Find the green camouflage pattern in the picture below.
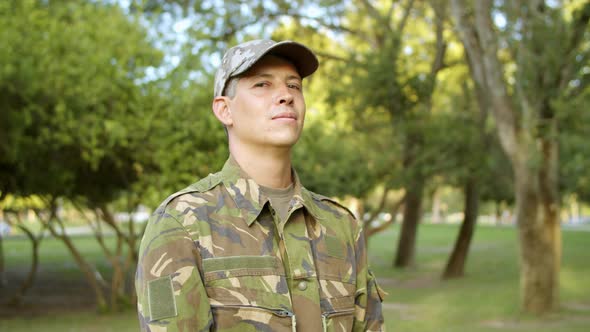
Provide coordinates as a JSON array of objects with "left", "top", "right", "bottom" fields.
[
  {"left": 136, "top": 157, "right": 385, "bottom": 331},
  {"left": 213, "top": 39, "right": 319, "bottom": 97}
]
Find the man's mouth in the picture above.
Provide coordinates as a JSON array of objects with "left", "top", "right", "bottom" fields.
[{"left": 272, "top": 111, "right": 298, "bottom": 120}]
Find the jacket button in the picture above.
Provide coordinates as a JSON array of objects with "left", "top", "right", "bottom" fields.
[{"left": 297, "top": 281, "right": 307, "bottom": 291}]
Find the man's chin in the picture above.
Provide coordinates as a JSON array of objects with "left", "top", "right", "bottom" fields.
[{"left": 266, "top": 136, "right": 300, "bottom": 148}]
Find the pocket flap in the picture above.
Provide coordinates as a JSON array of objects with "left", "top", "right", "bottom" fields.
[
  {"left": 203, "top": 255, "right": 278, "bottom": 271},
  {"left": 203, "top": 255, "right": 283, "bottom": 281}
]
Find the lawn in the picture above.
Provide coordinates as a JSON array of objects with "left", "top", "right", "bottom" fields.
[
  {"left": 1, "top": 223, "right": 589, "bottom": 331},
  {"left": 370, "top": 224, "right": 590, "bottom": 332}
]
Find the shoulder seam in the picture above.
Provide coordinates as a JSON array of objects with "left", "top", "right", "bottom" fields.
[
  {"left": 309, "top": 191, "right": 357, "bottom": 220},
  {"left": 158, "top": 172, "right": 223, "bottom": 211}
]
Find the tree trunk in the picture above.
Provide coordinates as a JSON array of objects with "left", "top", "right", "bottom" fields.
[
  {"left": 110, "top": 237, "right": 124, "bottom": 311},
  {"left": 51, "top": 225, "right": 108, "bottom": 311},
  {"left": 431, "top": 188, "right": 441, "bottom": 224},
  {"left": 0, "top": 232, "right": 5, "bottom": 288},
  {"left": 450, "top": 0, "right": 567, "bottom": 314},
  {"left": 394, "top": 180, "right": 423, "bottom": 268},
  {"left": 99, "top": 205, "right": 134, "bottom": 308},
  {"left": 39, "top": 204, "right": 109, "bottom": 312},
  {"left": 515, "top": 138, "right": 561, "bottom": 313},
  {"left": 125, "top": 197, "right": 139, "bottom": 302},
  {"left": 515, "top": 177, "right": 560, "bottom": 313},
  {"left": 8, "top": 224, "right": 41, "bottom": 305},
  {"left": 495, "top": 201, "right": 501, "bottom": 226},
  {"left": 442, "top": 177, "right": 479, "bottom": 279}
]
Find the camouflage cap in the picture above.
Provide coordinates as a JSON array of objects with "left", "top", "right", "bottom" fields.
[{"left": 214, "top": 39, "right": 319, "bottom": 97}]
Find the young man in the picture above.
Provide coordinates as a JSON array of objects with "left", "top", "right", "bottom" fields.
[{"left": 135, "top": 39, "right": 385, "bottom": 332}]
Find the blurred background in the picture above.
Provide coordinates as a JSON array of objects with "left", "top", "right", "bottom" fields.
[{"left": 1, "top": 0, "right": 589, "bottom": 331}]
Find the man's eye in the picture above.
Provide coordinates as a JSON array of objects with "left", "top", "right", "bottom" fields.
[
  {"left": 254, "top": 82, "right": 268, "bottom": 87},
  {"left": 288, "top": 84, "right": 301, "bottom": 90}
]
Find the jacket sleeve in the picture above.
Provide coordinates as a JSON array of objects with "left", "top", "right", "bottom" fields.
[
  {"left": 352, "top": 224, "right": 386, "bottom": 332},
  {"left": 135, "top": 205, "right": 213, "bottom": 332}
]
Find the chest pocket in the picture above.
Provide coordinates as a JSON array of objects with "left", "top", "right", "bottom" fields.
[{"left": 202, "top": 255, "right": 295, "bottom": 331}]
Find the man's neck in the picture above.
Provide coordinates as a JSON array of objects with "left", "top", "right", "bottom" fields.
[{"left": 229, "top": 144, "right": 293, "bottom": 189}]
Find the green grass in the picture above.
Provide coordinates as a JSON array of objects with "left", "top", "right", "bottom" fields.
[
  {"left": 1, "top": 311, "right": 138, "bottom": 332},
  {"left": 1, "top": 224, "right": 589, "bottom": 331},
  {"left": 3, "top": 234, "right": 123, "bottom": 278},
  {"left": 370, "top": 224, "right": 590, "bottom": 332}
]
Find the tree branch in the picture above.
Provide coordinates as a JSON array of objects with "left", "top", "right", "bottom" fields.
[
  {"left": 213, "top": 11, "right": 369, "bottom": 43},
  {"left": 363, "top": 187, "right": 391, "bottom": 227},
  {"left": 357, "top": 0, "right": 395, "bottom": 46},
  {"left": 397, "top": 0, "right": 416, "bottom": 34},
  {"left": 558, "top": 2, "right": 590, "bottom": 90},
  {"left": 430, "top": 1, "right": 447, "bottom": 76},
  {"left": 96, "top": 204, "right": 129, "bottom": 244},
  {"left": 366, "top": 194, "right": 406, "bottom": 237},
  {"left": 451, "top": 0, "right": 520, "bottom": 163},
  {"left": 359, "top": 0, "right": 385, "bottom": 23},
  {"left": 314, "top": 50, "right": 353, "bottom": 63},
  {"left": 285, "top": 13, "right": 367, "bottom": 38},
  {"left": 386, "top": 0, "right": 396, "bottom": 25},
  {"left": 471, "top": 0, "right": 520, "bottom": 163},
  {"left": 567, "top": 2, "right": 590, "bottom": 58}
]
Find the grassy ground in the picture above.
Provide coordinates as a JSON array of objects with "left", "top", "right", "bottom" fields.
[
  {"left": 1, "top": 223, "right": 589, "bottom": 331},
  {"left": 371, "top": 224, "right": 590, "bottom": 332}
]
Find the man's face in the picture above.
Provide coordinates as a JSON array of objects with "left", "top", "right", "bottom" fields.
[{"left": 225, "top": 55, "right": 306, "bottom": 149}]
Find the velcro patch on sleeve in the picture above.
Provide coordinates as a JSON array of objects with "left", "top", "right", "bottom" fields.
[{"left": 148, "top": 275, "right": 177, "bottom": 321}]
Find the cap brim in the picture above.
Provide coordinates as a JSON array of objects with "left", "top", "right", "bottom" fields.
[
  {"left": 234, "top": 41, "right": 319, "bottom": 79},
  {"left": 265, "top": 41, "right": 319, "bottom": 78}
]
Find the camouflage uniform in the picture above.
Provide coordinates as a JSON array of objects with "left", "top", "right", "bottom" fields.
[{"left": 136, "top": 157, "right": 385, "bottom": 331}]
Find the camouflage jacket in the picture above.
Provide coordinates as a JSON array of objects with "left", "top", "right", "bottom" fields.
[{"left": 136, "top": 157, "right": 385, "bottom": 332}]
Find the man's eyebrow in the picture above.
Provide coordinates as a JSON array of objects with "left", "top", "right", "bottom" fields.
[{"left": 286, "top": 74, "right": 302, "bottom": 81}]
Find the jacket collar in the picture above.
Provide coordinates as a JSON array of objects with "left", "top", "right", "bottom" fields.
[{"left": 220, "top": 156, "right": 323, "bottom": 226}]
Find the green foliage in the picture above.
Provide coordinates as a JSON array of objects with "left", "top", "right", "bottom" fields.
[
  {"left": 293, "top": 120, "right": 394, "bottom": 198},
  {"left": 428, "top": 76, "right": 514, "bottom": 204},
  {"left": 485, "top": 2, "right": 590, "bottom": 204},
  {"left": 557, "top": 85, "right": 590, "bottom": 202},
  {"left": 0, "top": 0, "right": 162, "bottom": 203},
  {"left": 136, "top": 78, "right": 228, "bottom": 207},
  {"left": 495, "top": 1, "right": 590, "bottom": 136}
]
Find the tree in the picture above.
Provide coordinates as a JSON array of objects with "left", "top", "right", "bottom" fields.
[
  {"left": 0, "top": 195, "right": 49, "bottom": 305},
  {"left": 0, "top": 0, "right": 163, "bottom": 311},
  {"left": 436, "top": 79, "right": 491, "bottom": 279},
  {"left": 450, "top": 0, "right": 590, "bottom": 313},
  {"left": 558, "top": 86, "right": 590, "bottom": 205},
  {"left": 323, "top": 0, "right": 450, "bottom": 268}
]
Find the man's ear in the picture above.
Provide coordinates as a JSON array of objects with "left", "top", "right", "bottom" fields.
[{"left": 212, "top": 97, "right": 233, "bottom": 127}]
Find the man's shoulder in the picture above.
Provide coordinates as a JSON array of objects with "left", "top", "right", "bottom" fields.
[
  {"left": 305, "top": 189, "right": 364, "bottom": 241},
  {"left": 154, "top": 172, "right": 225, "bottom": 216},
  {"left": 305, "top": 189, "right": 357, "bottom": 221}
]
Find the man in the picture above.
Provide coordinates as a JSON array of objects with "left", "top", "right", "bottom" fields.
[{"left": 135, "top": 39, "right": 385, "bottom": 332}]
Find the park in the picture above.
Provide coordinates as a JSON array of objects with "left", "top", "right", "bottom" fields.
[{"left": 1, "top": 0, "right": 589, "bottom": 331}]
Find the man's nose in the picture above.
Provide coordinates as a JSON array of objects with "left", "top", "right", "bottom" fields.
[{"left": 274, "top": 85, "right": 294, "bottom": 105}]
